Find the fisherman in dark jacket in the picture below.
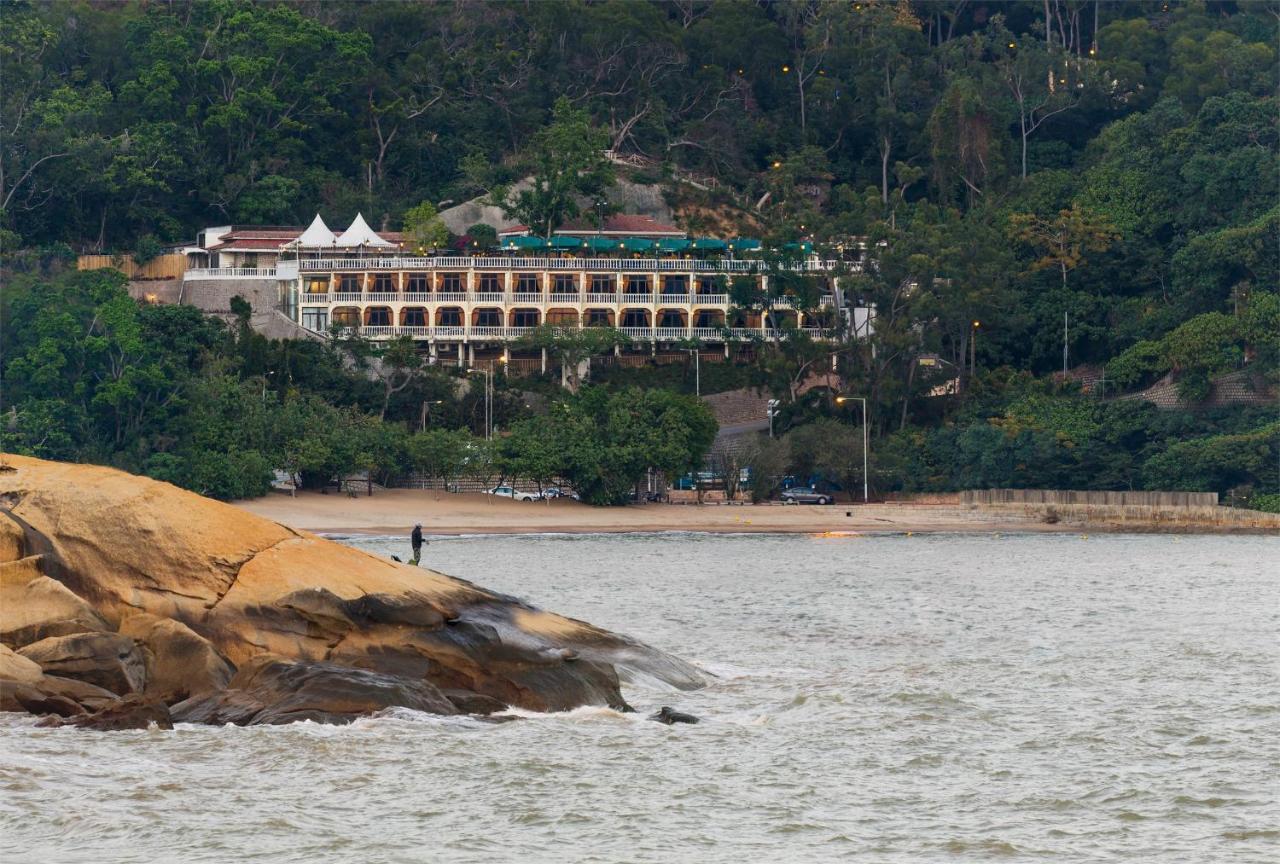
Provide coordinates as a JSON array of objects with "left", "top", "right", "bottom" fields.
[{"left": 410, "top": 523, "right": 424, "bottom": 565}]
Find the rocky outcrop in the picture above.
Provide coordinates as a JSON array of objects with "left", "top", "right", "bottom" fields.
[
  {"left": 0, "top": 454, "right": 704, "bottom": 725},
  {"left": 48, "top": 695, "right": 174, "bottom": 731},
  {"left": 17, "top": 632, "right": 148, "bottom": 695},
  {"left": 1, "top": 555, "right": 110, "bottom": 647},
  {"left": 119, "top": 613, "right": 233, "bottom": 702},
  {"left": 0, "top": 644, "right": 117, "bottom": 716},
  {"left": 172, "top": 655, "right": 459, "bottom": 725}
]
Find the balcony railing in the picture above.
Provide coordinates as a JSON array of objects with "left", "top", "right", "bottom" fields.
[
  {"left": 300, "top": 322, "right": 839, "bottom": 343},
  {"left": 294, "top": 256, "right": 842, "bottom": 274},
  {"left": 185, "top": 267, "right": 278, "bottom": 279},
  {"left": 296, "top": 290, "right": 836, "bottom": 311}
]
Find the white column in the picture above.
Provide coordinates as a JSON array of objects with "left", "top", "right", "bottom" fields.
[{"left": 541, "top": 348, "right": 548, "bottom": 373}]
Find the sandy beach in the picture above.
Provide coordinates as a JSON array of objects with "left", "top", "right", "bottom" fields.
[{"left": 232, "top": 489, "right": 1081, "bottom": 536}]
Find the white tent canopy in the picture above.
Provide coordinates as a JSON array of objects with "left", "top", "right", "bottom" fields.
[
  {"left": 335, "top": 212, "right": 393, "bottom": 248},
  {"left": 296, "top": 213, "right": 336, "bottom": 247}
]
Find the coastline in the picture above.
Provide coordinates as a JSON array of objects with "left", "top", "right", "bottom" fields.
[{"left": 231, "top": 489, "right": 1280, "bottom": 537}]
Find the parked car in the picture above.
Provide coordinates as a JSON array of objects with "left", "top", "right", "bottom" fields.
[
  {"left": 780, "top": 487, "right": 834, "bottom": 505},
  {"left": 540, "top": 487, "right": 579, "bottom": 501},
  {"left": 483, "top": 485, "right": 539, "bottom": 502}
]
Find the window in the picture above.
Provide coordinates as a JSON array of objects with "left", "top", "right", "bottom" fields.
[
  {"left": 697, "top": 277, "right": 718, "bottom": 295},
  {"left": 365, "top": 307, "right": 391, "bottom": 326},
  {"left": 516, "top": 274, "right": 539, "bottom": 293},
  {"left": 402, "top": 308, "right": 427, "bottom": 327},
  {"left": 659, "top": 311, "right": 685, "bottom": 328},
  {"left": 332, "top": 308, "right": 360, "bottom": 327},
  {"left": 511, "top": 310, "right": 539, "bottom": 327},
  {"left": 553, "top": 274, "right": 576, "bottom": 293},
  {"left": 373, "top": 274, "right": 394, "bottom": 293},
  {"left": 475, "top": 309, "right": 502, "bottom": 327},
  {"left": 407, "top": 274, "right": 428, "bottom": 293},
  {"left": 621, "top": 310, "right": 649, "bottom": 328},
  {"left": 626, "top": 276, "right": 649, "bottom": 294},
  {"left": 585, "top": 309, "right": 612, "bottom": 326},
  {"left": 479, "top": 274, "right": 501, "bottom": 293},
  {"left": 590, "top": 275, "right": 614, "bottom": 294},
  {"left": 339, "top": 276, "right": 360, "bottom": 293},
  {"left": 440, "top": 274, "right": 462, "bottom": 292},
  {"left": 301, "top": 309, "right": 328, "bottom": 332},
  {"left": 663, "top": 276, "right": 687, "bottom": 294},
  {"left": 437, "top": 308, "right": 462, "bottom": 326},
  {"left": 306, "top": 278, "right": 328, "bottom": 294}
]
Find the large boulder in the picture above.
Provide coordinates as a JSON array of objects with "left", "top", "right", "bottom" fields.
[
  {"left": 0, "top": 510, "right": 23, "bottom": 562},
  {"left": 0, "top": 644, "right": 117, "bottom": 716},
  {"left": 1, "top": 555, "right": 110, "bottom": 648},
  {"left": 0, "top": 454, "right": 705, "bottom": 723},
  {"left": 50, "top": 695, "right": 174, "bottom": 731},
  {"left": 17, "top": 632, "right": 147, "bottom": 695},
  {"left": 118, "top": 613, "right": 233, "bottom": 703},
  {"left": 172, "top": 656, "right": 459, "bottom": 725}
]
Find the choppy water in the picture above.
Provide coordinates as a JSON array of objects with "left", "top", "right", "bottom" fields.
[{"left": 2, "top": 532, "right": 1278, "bottom": 863}]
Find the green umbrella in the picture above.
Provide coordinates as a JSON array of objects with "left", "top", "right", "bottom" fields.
[
  {"left": 550, "top": 235, "right": 583, "bottom": 249},
  {"left": 584, "top": 236, "right": 617, "bottom": 252},
  {"left": 692, "top": 238, "right": 727, "bottom": 251},
  {"left": 503, "top": 235, "right": 548, "bottom": 250},
  {"left": 730, "top": 238, "right": 762, "bottom": 252},
  {"left": 623, "top": 237, "right": 654, "bottom": 253},
  {"left": 658, "top": 238, "right": 692, "bottom": 253}
]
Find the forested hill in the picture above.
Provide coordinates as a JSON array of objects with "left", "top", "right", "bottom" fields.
[{"left": 1, "top": 1, "right": 1277, "bottom": 503}]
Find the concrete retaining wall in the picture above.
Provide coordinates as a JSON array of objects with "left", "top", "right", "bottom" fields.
[{"left": 961, "top": 489, "right": 1219, "bottom": 507}]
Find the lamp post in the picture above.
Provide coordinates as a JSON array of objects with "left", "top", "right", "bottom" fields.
[
  {"left": 767, "top": 399, "right": 780, "bottom": 438},
  {"left": 419, "top": 399, "right": 444, "bottom": 432},
  {"left": 970, "top": 319, "right": 980, "bottom": 383},
  {"left": 466, "top": 369, "right": 493, "bottom": 440},
  {"left": 688, "top": 347, "right": 700, "bottom": 397},
  {"left": 835, "top": 395, "right": 869, "bottom": 504}
]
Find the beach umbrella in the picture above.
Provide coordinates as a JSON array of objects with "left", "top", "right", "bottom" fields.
[
  {"left": 657, "top": 238, "right": 692, "bottom": 254},
  {"left": 550, "top": 235, "right": 583, "bottom": 249},
  {"left": 622, "top": 237, "right": 654, "bottom": 253},
  {"left": 692, "top": 238, "right": 727, "bottom": 252},
  {"left": 730, "top": 238, "right": 762, "bottom": 252}
]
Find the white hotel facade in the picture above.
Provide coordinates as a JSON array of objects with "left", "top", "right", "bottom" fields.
[{"left": 182, "top": 213, "right": 872, "bottom": 365}]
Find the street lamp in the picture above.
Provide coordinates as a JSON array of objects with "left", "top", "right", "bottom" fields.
[
  {"left": 419, "top": 399, "right": 444, "bottom": 431},
  {"left": 767, "top": 399, "right": 780, "bottom": 438},
  {"left": 466, "top": 368, "right": 493, "bottom": 440},
  {"left": 835, "top": 395, "right": 869, "bottom": 504}
]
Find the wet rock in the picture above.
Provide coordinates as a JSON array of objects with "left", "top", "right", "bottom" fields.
[
  {"left": 17, "top": 632, "right": 147, "bottom": 695},
  {"left": 442, "top": 689, "right": 508, "bottom": 715},
  {"left": 118, "top": 613, "right": 233, "bottom": 703},
  {"left": 0, "top": 644, "right": 117, "bottom": 716},
  {"left": 0, "top": 556, "right": 110, "bottom": 648},
  {"left": 171, "top": 655, "right": 459, "bottom": 726},
  {"left": 3, "top": 683, "right": 85, "bottom": 717},
  {"left": 648, "top": 706, "right": 700, "bottom": 725},
  {"left": 51, "top": 695, "right": 173, "bottom": 731}
]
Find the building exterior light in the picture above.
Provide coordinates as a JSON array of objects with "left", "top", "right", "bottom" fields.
[
  {"left": 782, "top": 65, "right": 790, "bottom": 73},
  {"left": 772, "top": 160, "right": 782, "bottom": 169},
  {"left": 1008, "top": 42, "right": 1016, "bottom": 49}
]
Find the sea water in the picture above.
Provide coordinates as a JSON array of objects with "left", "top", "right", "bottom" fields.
[{"left": 2, "top": 532, "right": 1277, "bottom": 863}]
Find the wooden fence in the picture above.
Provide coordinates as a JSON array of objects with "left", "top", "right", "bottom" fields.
[
  {"left": 77, "top": 253, "right": 188, "bottom": 280},
  {"left": 960, "top": 489, "right": 1219, "bottom": 508}
]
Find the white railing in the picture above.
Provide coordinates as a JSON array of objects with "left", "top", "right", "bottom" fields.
[
  {"left": 511, "top": 293, "right": 543, "bottom": 304},
  {"left": 295, "top": 257, "right": 842, "bottom": 274},
  {"left": 586, "top": 292, "right": 618, "bottom": 303},
  {"left": 364, "top": 293, "right": 399, "bottom": 303},
  {"left": 694, "top": 294, "right": 729, "bottom": 305},
  {"left": 185, "top": 267, "right": 278, "bottom": 279},
  {"left": 435, "top": 292, "right": 467, "bottom": 303},
  {"left": 548, "top": 293, "right": 583, "bottom": 303},
  {"left": 333, "top": 323, "right": 837, "bottom": 343},
  {"left": 332, "top": 292, "right": 363, "bottom": 303},
  {"left": 300, "top": 293, "right": 330, "bottom": 304},
  {"left": 473, "top": 292, "right": 506, "bottom": 303},
  {"left": 657, "top": 293, "right": 691, "bottom": 305}
]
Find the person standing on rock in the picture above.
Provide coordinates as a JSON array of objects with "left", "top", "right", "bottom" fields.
[{"left": 410, "top": 523, "right": 424, "bottom": 566}]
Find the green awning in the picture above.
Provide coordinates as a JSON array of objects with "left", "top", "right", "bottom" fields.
[
  {"left": 550, "top": 235, "right": 583, "bottom": 249},
  {"left": 730, "top": 238, "right": 762, "bottom": 252},
  {"left": 692, "top": 238, "right": 727, "bottom": 251},
  {"left": 782, "top": 241, "right": 814, "bottom": 254},
  {"left": 622, "top": 237, "right": 654, "bottom": 253},
  {"left": 503, "top": 235, "right": 548, "bottom": 250},
  {"left": 657, "top": 238, "right": 692, "bottom": 253},
  {"left": 584, "top": 236, "right": 617, "bottom": 252}
]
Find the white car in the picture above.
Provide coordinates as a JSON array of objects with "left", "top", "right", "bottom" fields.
[{"left": 483, "top": 485, "right": 539, "bottom": 502}]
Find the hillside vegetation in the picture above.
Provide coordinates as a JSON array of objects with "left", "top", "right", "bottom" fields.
[{"left": 1, "top": 1, "right": 1276, "bottom": 504}]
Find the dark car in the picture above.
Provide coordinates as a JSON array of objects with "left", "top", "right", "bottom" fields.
[{"left": 780, "top": 486, "right": 833, "bottom": 505}]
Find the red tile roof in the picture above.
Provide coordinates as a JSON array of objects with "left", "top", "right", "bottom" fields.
[{"left": 498, "top": 214, "right": 684, "bottom": 238}]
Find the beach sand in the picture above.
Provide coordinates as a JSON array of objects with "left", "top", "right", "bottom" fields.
[{"left": 232, "top": 489, "right": 1064, "bottom": 536}]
